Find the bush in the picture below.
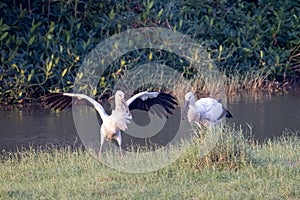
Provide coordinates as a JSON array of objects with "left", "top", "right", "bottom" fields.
[{"left": 0, "top": 0, "right": 299, "bottom": 103}]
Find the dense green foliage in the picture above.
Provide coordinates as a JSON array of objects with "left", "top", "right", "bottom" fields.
[{"left": 0, "top": 0, "right": 299, "bottom": 103}]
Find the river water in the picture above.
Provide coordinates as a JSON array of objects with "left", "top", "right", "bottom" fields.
[
  {"left": 227, "top": 88, "right": 300, "bottom": 141},
  {"left": 0, "top": 88, "right": 299, "bottom": 152}
]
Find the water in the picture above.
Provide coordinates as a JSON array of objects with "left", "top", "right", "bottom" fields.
[
  {"left": 0, "top": 88, "right": 299, "bottom": 152},
  {"left": 227, "top": 89, "right": 300, "bottom": 141},
  {"left": 0, "top": 107, "right": 79, "bottom": 152}
]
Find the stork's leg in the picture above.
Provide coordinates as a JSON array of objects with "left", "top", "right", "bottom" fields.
[
  {"left": 119, "top": 144, "right": 123, "bottom": 159},
  {"left": 98, "top": 128, "right": 106, "bottom": 160},
  {"left": 98, "top": 145, "right": 102, "bottom": 160},
  {"left": 114, "top": 130, "right": 123, "bottom": 159}
]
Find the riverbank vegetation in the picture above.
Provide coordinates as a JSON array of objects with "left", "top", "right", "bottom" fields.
[
  {"left": 0, "top": 0, "right": 299, "bottom": 104},
  {"left": 1, "top": 127, "right": 299, "bottom": 199},
  {"left": 1, "top": 1, "right": 299, "bottom": 198}
]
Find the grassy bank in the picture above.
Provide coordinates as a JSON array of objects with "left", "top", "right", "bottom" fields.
[{"left": 1, "top": 127, "right": 299, "bottom": 199}]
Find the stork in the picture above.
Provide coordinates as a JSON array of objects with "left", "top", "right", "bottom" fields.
[
  {"left": 182, "top": 92, "right": 233, "bottom": 126},
  {"left": 44, "top": 90, "right": 178, "bottom": 159}
]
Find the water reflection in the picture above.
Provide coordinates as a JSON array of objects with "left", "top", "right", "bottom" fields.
[
  {"left": 228, "top": 88, "right": 300, "bottom": 141},
  {"left": 0, "top": 107, "right": 79, "bottom": 152},
  {"left": 0, "top": 88, "right": 299, "bottom": 152}
]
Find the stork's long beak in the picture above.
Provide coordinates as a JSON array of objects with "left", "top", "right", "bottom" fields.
[
  {"left": 120, "top": 97, "right": 126, "bottom": 105},
  {"left": 108, "top": 95, "right": 114, "bottom": 103},
  {"left": 182, "top": 101, "right": 189, "bottom": 120}
]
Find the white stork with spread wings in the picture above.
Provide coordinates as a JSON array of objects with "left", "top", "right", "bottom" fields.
[
  {"left": 44, "top": 90, "right": 177, "bottom": 159},
  {"left": 183, "top": 92, "right": 233, "bottom": 126}
]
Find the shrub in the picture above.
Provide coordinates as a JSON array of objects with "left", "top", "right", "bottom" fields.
[{"left": 0, "top": 0, "right": 299, "bottom": 103}]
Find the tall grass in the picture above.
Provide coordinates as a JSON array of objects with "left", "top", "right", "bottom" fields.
[{"left": 225, "top": 68, "right": 293, "bottom": 95}]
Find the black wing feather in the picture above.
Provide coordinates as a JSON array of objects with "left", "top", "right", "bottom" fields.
[
  {"left": 44, "top": 93, "right": 72, "bottom": 111},
  {"left": 44, "top": 93, "right": 104, "bottom": 126},
  {"left": 128, "top": 92, "right": 178, "bottom": 118},
  {"left": 44, "top": 92, "right": 94, "bottom": 111},
  {"left": 54, "top": 97, "right": 72, "bottom": 110},
  {"left": 225, "top": 109, "right": 233, "bottom": 118},
  {"left": 155, "top": 97, "right": 175, "bottom": 111}
]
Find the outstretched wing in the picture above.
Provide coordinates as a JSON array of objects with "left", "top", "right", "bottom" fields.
[
  {"left": 43, "top": 93, "right": 73, "bottom": 111},
  {"left": 44, "top": 93, "right": 108, "bottom": 120},
  {"left": 126, "top": 91, "right": 178, "bottom": 118}
]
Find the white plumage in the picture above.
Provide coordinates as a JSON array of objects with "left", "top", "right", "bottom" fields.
[
  {"left": 44, "top": 90, "right": 177, "bottom": 159},
  {"left": 183, "top": 92, "right": 233, "bottom": 126}
]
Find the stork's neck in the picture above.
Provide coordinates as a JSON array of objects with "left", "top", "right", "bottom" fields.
[
  {"left": 115, "top": 98, "right": 124, "bottom": 110},
  {"left": 189, "top": 97, "right": 195, "bottom": 105},
  {"left": 114, "top": 98, "right": 131, "bottom": 116}
]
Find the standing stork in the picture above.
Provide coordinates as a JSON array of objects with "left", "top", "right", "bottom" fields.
[
  {"left": 44, "top": 90, "right": 177, "bottom": 159},
  {"left": 183, "top": 92, "right": 233, "bottom": 126}
]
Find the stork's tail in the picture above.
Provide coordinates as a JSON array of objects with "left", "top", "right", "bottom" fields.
[{"left": 225, "top": 109, "right": 233, "bottom": 118}]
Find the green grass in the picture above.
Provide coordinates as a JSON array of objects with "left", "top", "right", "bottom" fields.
[{"left": 0, "top": 127, "right": 299, "bottom": 199}]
